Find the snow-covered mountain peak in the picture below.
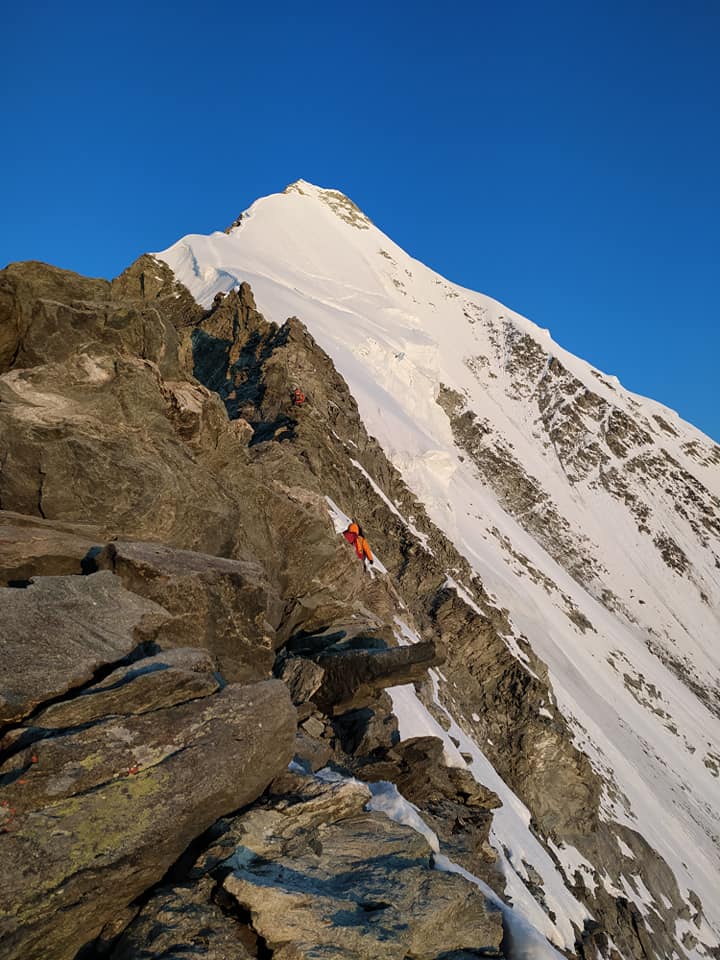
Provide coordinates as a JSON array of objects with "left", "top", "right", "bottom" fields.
[
  {"left": 155, "top": 183, "right": 720, "bottom": 957},
  {"left": 283, "top": 177, "right": 325, "bottom": 195},
  {"left": 281, "top": 178, "right": 372, "bottom": 228}
]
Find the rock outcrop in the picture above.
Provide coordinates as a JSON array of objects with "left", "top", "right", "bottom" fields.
[
  {"left": 0, "top": 572, "right": 165, "bottom": 723},
  {"left": 104, "top": 879, "right": 256, "bottom": 959},
  {"left": 0, "top": 569, "right": 296, "bottom": 960},
  {"left": 95, "top": 540, "right": 284, "bottom": 682},
  {"left": 0, "top": 511, "right": 101, "bottom": 585},
  {"left": 106, "top": 771, "right": 504, "bottom": 959}
]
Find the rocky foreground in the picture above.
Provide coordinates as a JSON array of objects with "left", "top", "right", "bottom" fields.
[{"left": 0, "top": 258, "right": 707, "bottom": 959}]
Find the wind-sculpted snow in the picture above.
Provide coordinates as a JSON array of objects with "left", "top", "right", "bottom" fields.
[{"left": 157, "top": 179, "right": 720, "bottom": 954}]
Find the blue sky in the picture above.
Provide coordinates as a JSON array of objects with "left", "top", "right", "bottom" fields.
[{"left": 2, "top": 1, "right": 718, "bottom": 440}]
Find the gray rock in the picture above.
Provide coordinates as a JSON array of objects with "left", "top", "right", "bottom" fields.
[
  {"left": 0, "top": 572, "right": 167, "bottom": 724},
  {"left": 220, "top": 773, "right": 503, "bottom": 959},
  {"left": 0, "top": 678, "right": 296, "bottom": 960},
  {"left": 292, "top": 728, "right": 332, "bottom": 772},
  {"left": 1, "top": 256, "right": 689, "bottom": 957},
  {"left": 0, "top": 259, "right": 182, "bottom": 378},
  {"left": 107, "top": 878, "right": 254, "bottom": 959},
  {"left": 314, "top": 640, "right": 443, "bottom": 714},
  {"left": 279, "top": 656, "right": 325, "bottom": 706},
  {"left": 301, "top": 715, "right": 326, "bottom": 739},
  {"left": 30, "top": 648, "right": 220, "bottom": 730},
  {"left": 96, "top": 540, "right": 284, "bottom": 682},
  {"left": 0, "top": 261, "right": 109, "bottom": 375}
]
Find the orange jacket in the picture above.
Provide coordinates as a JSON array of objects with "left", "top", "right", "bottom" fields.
[{"left": 343, "top": 522, "right": 374, "bottom": 562}]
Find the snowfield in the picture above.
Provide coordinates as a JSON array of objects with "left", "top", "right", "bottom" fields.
[{"left": 157, "top": 180, "right": 720, "bottom": 954}]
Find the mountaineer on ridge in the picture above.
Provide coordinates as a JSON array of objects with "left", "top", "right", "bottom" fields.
[{"left": 343, "top": 520, "right": 374, "bottom": 570}]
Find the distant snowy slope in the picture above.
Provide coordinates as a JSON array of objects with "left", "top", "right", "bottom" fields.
[{"left": 156, "top": 180, "right": 720, "bottom": 953}]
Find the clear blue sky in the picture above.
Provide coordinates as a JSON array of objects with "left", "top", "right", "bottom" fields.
[{"left": 3, "top": 1, "right": 718, "bottom": 441}]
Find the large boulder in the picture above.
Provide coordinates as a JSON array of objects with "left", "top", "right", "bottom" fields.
[
  {"left": 107, "top": 878, "right": 254, "bottom": 959},
  {"left": 0, "top": 511, "right": 102, "bottom": 586},
  {"left": 0, "top": 572, "right": 166, "bottom": 724},
  {"left": 0, "top": 671, "right": 296, "bottom": 960},
  {"left": 29, "top": 647, "right": 220, "bottom": 731},
  {"left": 210, "top": 772, "right": 503, "bottom": 960},
  {"left": 95, "top": 540, "right": 285, "bottom": 682}
]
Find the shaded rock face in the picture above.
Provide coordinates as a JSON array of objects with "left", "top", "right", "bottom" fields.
[
  {"left": 106, "top": 878, "right": 256, "bottom": 959},
  {"left": 331, "top": 691, "right": 400, "bottom": 759},
  {"left": 0, "top": 510, "right": 101, "bottom": 585}
]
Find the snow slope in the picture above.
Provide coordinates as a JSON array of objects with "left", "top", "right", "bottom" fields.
[{"left": 157, "top": 180, "right": 720, "bottom": 952}]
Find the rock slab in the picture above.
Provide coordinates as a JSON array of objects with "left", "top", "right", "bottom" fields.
[
  {"left": 0, "top": 572, "right": 165, "bottom": 724},
  {"left": 96, "top": 540, "right": 284, "bottom": 682},
  {"left": 0, "top": 675, "right": 296, "bottom": 960},
  {"left": 217, "top": 773, "right": 503, "bottom": 960}
]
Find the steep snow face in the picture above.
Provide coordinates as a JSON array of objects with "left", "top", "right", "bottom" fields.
[{"left": 156, "top": 180, "right": 720, "bottom": 947}]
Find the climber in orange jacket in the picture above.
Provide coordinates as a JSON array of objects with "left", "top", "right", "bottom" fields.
[{"left": 343, "top": 520, "right": 374, "bottom": 569}]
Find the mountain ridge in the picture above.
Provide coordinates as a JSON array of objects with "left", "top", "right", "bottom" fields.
[
  {"left": 1, "top": 182, "right": 718, "bottom": 957},
  {"left": 155, "top": 181, "right": 720, "bottom": 956}
]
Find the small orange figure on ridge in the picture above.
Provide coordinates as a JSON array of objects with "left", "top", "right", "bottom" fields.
[{"left": 343, "top": 520, "right": 374, "bottom": 570}]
